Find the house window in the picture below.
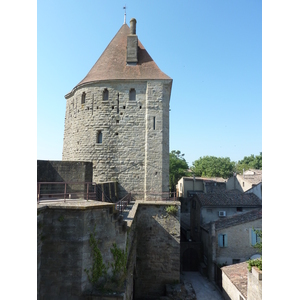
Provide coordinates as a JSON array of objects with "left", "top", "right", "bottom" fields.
[
  {"left": 153, "top": 117, "right": 156, "bottom": 130},
  {"left": 103, "top": 89, "right": 108, "bottom": 100},
  {"left": 237, "top": 207, "right": 243, "bottom": 212},
  {"left": 81, "top": 92, "right": 86, "bottom": 104},
  {"left": 250, "top": 228, "right": 261, "bottom": 246},
  {"left": 218, "top": 234, "right": 228, "bottom": 247},
  {"left": 129, "top": 88, "right": 136, "bottom": 100},
  {"left": 97, "top": 131, "right": 103, "bottom": 144}
]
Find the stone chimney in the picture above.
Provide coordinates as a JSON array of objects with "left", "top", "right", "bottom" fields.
[{"left": 127, "top": 18, "right": 138, "bottom": 64}]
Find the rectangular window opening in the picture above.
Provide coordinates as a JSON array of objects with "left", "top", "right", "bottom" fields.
[
  {"left": 218, "top": 234, "right": 227, "bottom": 247},
  {"left": 153, "top": 117, "right": 156, "bottom": 130},
  {"left": 97, "top": 131, "right": 103, "bottom": 144}
]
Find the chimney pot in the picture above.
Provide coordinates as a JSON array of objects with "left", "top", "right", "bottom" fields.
[{"left": 130, "top": 18, "right": 137, "bottom": 34}]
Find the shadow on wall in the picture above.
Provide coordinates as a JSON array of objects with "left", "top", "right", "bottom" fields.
[
  {"left": 134, "top": 203, "right": 181, "bottom": 299},
  {"left": 37, "top": 160, "right": 93, "bottom": 197}
]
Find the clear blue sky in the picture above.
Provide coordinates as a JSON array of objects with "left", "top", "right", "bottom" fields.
[{"left": 37, "top": 0, "right": 262, "bottom": 166}]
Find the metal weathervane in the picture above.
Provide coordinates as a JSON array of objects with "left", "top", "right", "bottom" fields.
[{"left": 123, "top": 5, "right": 126, "bottom": 24}]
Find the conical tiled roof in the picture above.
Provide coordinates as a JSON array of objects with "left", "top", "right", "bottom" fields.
[{"left": 72, "top": 23, "right": 171, "bottom": 91}]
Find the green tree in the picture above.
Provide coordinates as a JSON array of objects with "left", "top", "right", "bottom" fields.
[
  {"left": 191, "top": 156, "right": 235, "bottom": 178},
  {"left": 169, "top": 150, "right": 189, "bottom": 193},
  {"left": 236, "top": 152, "right": 262, "bottom": 173}
]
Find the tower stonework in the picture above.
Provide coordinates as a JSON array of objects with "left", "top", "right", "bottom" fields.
[{"left": 62, "top": 20, "right": 172, "bottom": 200}]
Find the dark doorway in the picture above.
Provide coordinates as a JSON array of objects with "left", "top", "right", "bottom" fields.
[
  {"left": 182, "top": 248, "right": 199, "bottom": 271},
  {"left": 214, "top": 263, "right": 223, "bottom": 290}
]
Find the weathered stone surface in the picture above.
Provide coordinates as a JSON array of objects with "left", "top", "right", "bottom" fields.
[
  {"left": 37, "top": 201, "right": 181, "bottom": 300},
  {"left": 135, "top": 202, "right": 180, "bottom": 299},
  {"left": 38, "top": 201, "right": 127, "bottom": 300},
  {"left": 62, "top": 80, "right": 171, "bottom": 200}
]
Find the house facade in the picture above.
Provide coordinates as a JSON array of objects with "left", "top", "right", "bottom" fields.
[
  {"left": 226, "top": 170, "right": 262, "bottom": 200},
  {"left": 221, "top": 261, "right": 248, "bottom": 300},
  {"left": 177, "top": 176, "right": 227, "bottom": 198},
  {"left": 221, "top": 262, "right": 262, "bottom": 300},
  {"left": 177, "top": 176, "right": 227, "bottom": 213},
  {"left": 200, "top": 209, "right": 262, "bottom": 282},
  {"left": 190, "top": 190, "right": 262, "bottom": 241}
]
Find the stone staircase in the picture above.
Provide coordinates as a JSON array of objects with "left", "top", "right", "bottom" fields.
[{"left": 116, "top": 200, "right": 137, "bottom": 231}]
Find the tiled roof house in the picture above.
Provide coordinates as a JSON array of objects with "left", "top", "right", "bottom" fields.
[
  {"left": 221, "top": 261, "right": 248, "bottom": 300},
  {"left": 226, "top": 169, "right": 262, "bottom": 200},
  {"left": 200, "top": 209, "right": 262, "bottom": 284},
  {"left": 221, "top": 260, "right": 262, "bottom": 300},
  {"left": 190, "top": 190, "right": 262, "bottom": 232}
]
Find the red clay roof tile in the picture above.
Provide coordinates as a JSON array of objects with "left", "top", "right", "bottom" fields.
[{"left": 70, "top": 23, "right": 171, "bottom": 93}]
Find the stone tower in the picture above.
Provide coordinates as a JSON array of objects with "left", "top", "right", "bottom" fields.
[{"left": 62, "top": 19, "right": 172, "bottom": 200}]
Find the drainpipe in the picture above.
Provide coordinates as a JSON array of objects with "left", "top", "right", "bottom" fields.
[
  {"left": 193, "top": 175, "right": 195, "bottom": 192},
  {"left": 209, "top": 222, "right": 216, "bottom": 282}
]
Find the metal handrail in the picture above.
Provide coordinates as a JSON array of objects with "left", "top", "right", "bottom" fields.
[
  {"left": 128, "top": 191, "right": 178, "bottom": 201},
  {"left": 37, "top": 181, "right": 97, "bottom": 204},
  {"left": 114, "top": 191, "right": 178, "bottom": 213},
  {"left": 115, "top": 193, "right": 131, "bottom": 213}
]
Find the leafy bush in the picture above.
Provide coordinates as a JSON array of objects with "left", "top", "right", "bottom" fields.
[
  {"left": 166, "top": 205, "right": 178, "bottom": 216},
  {"left": 247, "top": 258, "right": 262, "bottom": 271}
]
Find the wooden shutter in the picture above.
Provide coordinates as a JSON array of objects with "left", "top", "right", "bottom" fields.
[
  {"left": 218, "top": 234, "right": 223, "bottom": 247},
  {"left": 251, "top": 229, "right": 256, "bottom": 245},
  {"left": 224, "top": 234, "right": 228, "bottom": 247},
  {"left": 218, "top": 234, "right": 227, "bottom": 247}
]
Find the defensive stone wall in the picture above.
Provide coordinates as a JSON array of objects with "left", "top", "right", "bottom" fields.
[
  {"left": 37, "top": 201, "right": 126, "bottom": 299},
  {"left": 134, "top": 202, "right": 180, "bottom": 299},
  {"left": 37, "top": 200, "right": 180, "bottom": 300},
  {"left": 37, "top": 160, "right": 118, "bottom": 201},
  {"left": 37, "top": 160, "right": 93, "bottom": 183}
]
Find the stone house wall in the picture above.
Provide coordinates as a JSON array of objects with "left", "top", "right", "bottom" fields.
[
  {"left": 199, "top": 207, "right": 257, "bottom": 227},
  {"left": 245, "top": 183, "right": 262, "bottom": 200},
  {"left": 177, "top": 178, "right": 205, "bottom": 198},
  {"left": 221, "top": 271, "right": 243, "bottom": 300},
  {"left": 247, "top": 267, "right": 262, "bottom": 300},
  {"left": 215, "top": 219, "right": 262, "bottom": 265}
]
